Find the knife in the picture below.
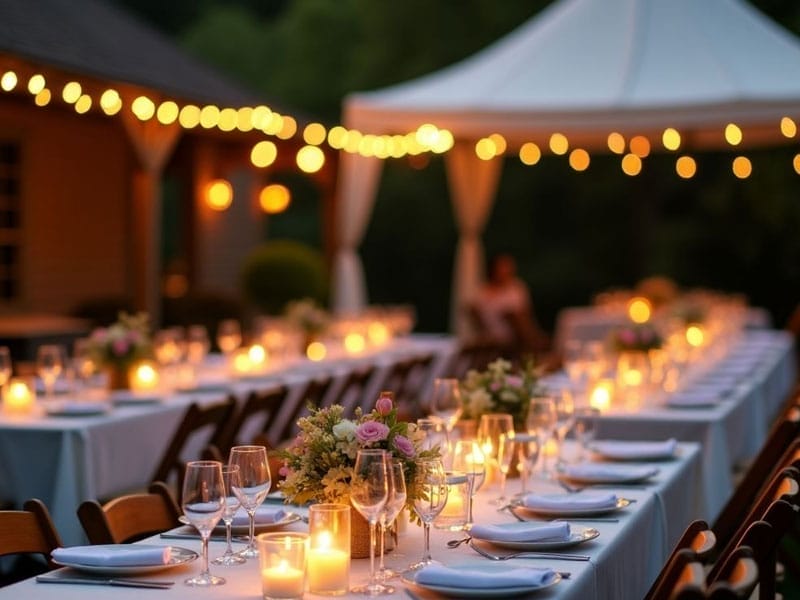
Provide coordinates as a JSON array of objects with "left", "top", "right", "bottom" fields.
[
  {"left": 160, "top": 532, "right": 248, "bottom": 543},
  {"left": 36, "top": 575, "right": 174, "bottom": 589}
]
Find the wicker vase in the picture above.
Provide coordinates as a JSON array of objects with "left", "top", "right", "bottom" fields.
[
  {"left": 106, "top": 365, "right": 130, "bottom": 391},
  {"left": 349, "top": 505, "right": 395, "bottom": 559}
]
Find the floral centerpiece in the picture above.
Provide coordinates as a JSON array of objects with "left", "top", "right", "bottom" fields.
[
  {"left": 87, "top": 312, "right": 152, "bottom": 389},
  {"left": 284, "top": 298, "right": 329, "bottom": 343},
  {"left": 277, "top": 395, "right": 438, "bottom": 523},
  {"left": 459, "top": 358, "right": 541, "bottom": 430},
  {"left": 609, "top": 324, "right": 662, "bottom": 353}
]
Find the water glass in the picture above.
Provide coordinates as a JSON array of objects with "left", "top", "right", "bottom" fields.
[
  {"left": 229, "top": 445, "right": 271, "bottom": 559},
  {"left": 349, "top": 449, "right": 389, "bottom": 596},
  {"left": 574, "top": 406, "right": 600, "bottom": 459},
  {"left": 182, "top": 461, "right": 226, "bottom": 586},
  {"left": 212, "top": 465, "right": 245, "bottom": 566},
  {"left": 430, "top": 378, "right": 463, "bottom": 436},
  {"left": 36, "top": 344, "right": 64, "bottom": 398},
  {"left": 407, "top": 458, "right": 448, "bottom": 573},
  {"left": 378, "top": 459, "right": 406, "bottom": 581}
]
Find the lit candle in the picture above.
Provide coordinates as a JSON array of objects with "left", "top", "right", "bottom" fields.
[
  {"left": 231, "top": 347, "right": 253, "bottom": 375},
  {"left": 130, "top": 361, "right": 160, "bottom": 392},
  {"left": 3, "top": 378, "right": 35, "bottom": 414},
  {"left": 262, "top": 560, "right": 304, "bottom": 599},
  {"left": 306, "top": 341, "right": 327, "bottom": 362},
  {"left": 307, "top": 531, "right": 349, "bottom": 593},
  {"left": 367, "top": 321, "right": 390, "bottom": 346},
  {"left": 344, "top": 332, "right": 366, "bottom": 355},
  {"left": 248, "top": 343, "right": 268, "bottom": 371},
  {"left": 440, "top": 486, "right": 465, "bottom": 518},
  {"left": 590, "top": 379, "right": 614, "bottom": 411}
]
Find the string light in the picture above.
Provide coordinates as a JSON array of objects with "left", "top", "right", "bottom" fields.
[
  {"left": 131, "top": 96, "right": 155, "bottom": 121},
  {"left": 61, "top": 81, "right": 81, "bottom": 104},
  {"left": 100, "top": 89, "right": 122, "bottom": 115},
  {"left": 621, "top": 153, "right": 642, "bottom": 176},
  {"left": 549, "top": 133, "right": 569, "bottom": 155},
  {"left": 475, "top": 137, "right": 496, "bottom": 160},
  {"left": 662, "top": 128, "right": 681, "bottom": 150},
  {"left": 607, "top": 132, "right": 626, "bottom": 154},
  {"left": 74, "top": 94, "right": 91, "bottom": 114},
  {"left": 34, "top": 88, "right": 51, "bottom": 106},
  {"left": 519, "top": 142, "right": 541, "bottom": 165},
  {"left": 27, "top": 74, "right": 46, "bottom": 95},
  {"left": 780, "top": 117, "right": 796, "bottom": 138},
  {"left": 0, "top": 71, "right": 17, "bottom": 92},
  {"left": 259, "top": 184, "right": 291, "bottom": 213},
  {"left": 630, "top": 135, "right": 651, "bottom": 158},
  {"left": 732, "top": 156, "right": 751, "bottom": 178},
  {"left": 676, "top": 156, "right": 697, "bottom": 179},
  {"left": 793, "top": 154, "right": 800, "bottom": 174},
  {"left": 205, "top": 179, "right": 233, "bottom": 210},
  {"left": 725, "top": 123, "right": 742, "bottom": 145},
  {"left": 296, "top": 145, "right": 325, "bottom": 173},
  {"left": 251, "top": 140, "right": 278, "bottom": 168},
  {"left": 568, "top": 148, "right": 590, "bottom": 171}
]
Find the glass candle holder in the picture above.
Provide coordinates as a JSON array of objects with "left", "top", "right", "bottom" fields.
[
  {"left": 257, "top": 532, "right": 308, "bottom": 600},
  {"left": 307, "top": 503, "right": 350, "bottom": 595},
  {"left": 433, "top": 472, "right": 469, "bottom": 531},
  {"left": 2, "top": 377, "right": 36, "bottom": 414}
]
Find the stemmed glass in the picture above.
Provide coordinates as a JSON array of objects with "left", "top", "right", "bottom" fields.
[
  {"left": 229, "top": 445, "right": 271, "bottom": 559},
  {"left": 212, "top": 464, "right": 245, "bottom": 566},
  {"left": 416, "top": 418, "right": 449, "bottom": 458},
  {"left": 552, "top": 391, "right": 575, "bottom": 466},
  {"left": 378, "top": 459, "right": 407, "bottom": 582},
  {"left": 430, "top": 378, "right": 463, "bottom": 439},
  {"left": 450, "top": 440, "right": 485, "bottom": 528},
  {"left": 513, "top": 433, "right": 540, "bottom": 496},
  {"left": 182, "top": 461, "right": 226, "bottom": 586},
  {"left": 574, "top": 406, "right": 600, "bottom": 460},
  {"left": 37, "top": 344, "right": 64, "bottom": 398},
  {"left": 350, "top": 449, "right": 390, "bottom": 596},
  {"left": 0, "top": 346, "right": 12, "bottom": 389},
  {"left": 526, "top": 397, "right": 556, "bottom": 478},
  {"left": 217, "top": 319, "right": 242, "bottom": 356},
  {"left": 477, "top": 413, "right": 514, "bottom": 502},
  {"left": 496, "top": 432, "right": 516, "bottom": 504},
  {"left": 407, "top": 458, "right": 448, "bottom": 573}
]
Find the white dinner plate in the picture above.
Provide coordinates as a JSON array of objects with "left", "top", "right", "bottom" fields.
[
  {"left": 52, "top": 546, "right": 197, "bottom": 575},
  {"left": 471, "top": 525, "right": 599, "bottom": 550},
  {"left": 402, "top": 565, "right": 561, "bottom": 598},
  {"left": 43, "top": 401, "right": 110, "bottom": 417},
  {"left": 558, "top": 466, "right": 659, "bottom": 485},
  {"left": 178, "top": 511, "right": 303, "bottom": 534},
  {"left": 513, "top": 497, "right": 631, "bottom": 518}
]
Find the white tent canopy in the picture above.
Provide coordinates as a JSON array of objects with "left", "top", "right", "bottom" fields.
[{"left": 334, "top": 0, "right": 800, "bottom": 329}]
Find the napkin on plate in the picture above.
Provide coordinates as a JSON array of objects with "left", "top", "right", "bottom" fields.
[
  {"left": 415, "top": 564, "right": 556, "bottom": 588},
  {"left": 590, "top": 438, "right": 677, "bottom": 460},
  {"left": 52, "top": 544, "right": 171, "bottom": 566},
  {"left": 666, "top": 391, "right": 719, "bottom": 408},
  {"left": 560, "top": 463, "right": 657, "bottom": 481},
  {"left": 469, "top": 521, "right": 570, "bottom": 543},
  {"left": 231, "top": 506, "right": 286, "bottom": 527},
  {"left": 521, "top": 492, "right": 618, "bottom": 511}
]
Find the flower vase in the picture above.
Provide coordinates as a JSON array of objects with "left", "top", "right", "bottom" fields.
[{"left": 106, "top": 365, "right": 130, "bottom": 391}]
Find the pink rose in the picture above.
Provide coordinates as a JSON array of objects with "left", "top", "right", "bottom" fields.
[
  {"left": 90, "top": 328, "right": 108, "bottom": 343},
  {"left": 393, "top": 434, "right": 415, "bottom": 457},
  {"left": 506, "top": 375, "right": 522, "bottom": 387},
  {"left": 279, "top": 465, "right": 290, "bottom": 477},
  {"left": 111, "top": 338, "right": 130, "bottom": 357},
  {"left": 356, "top": 420, "right": 390, "bottom": 444},
  {"left": 489, "top": 381, "right": 502, "bottom": 392},
  {"left": 375, "top": 395, "right": 393, "bottom": 415},
  {"left": 619, "top": 329, "right": 636, "bottom": 345}
]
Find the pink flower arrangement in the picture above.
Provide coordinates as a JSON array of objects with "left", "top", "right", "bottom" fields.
[
  {"left": 610, "top": 324, "right": 662, "bottom": 352},
  {"left": 87, "top": 312, "right": 152, "bottom": 368}
]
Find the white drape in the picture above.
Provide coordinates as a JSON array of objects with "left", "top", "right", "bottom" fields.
[
  {"left": 445, "top": 145, "right": 503, "bottom": 336},
  {"left": 332, "top": 152, "right": 384, "bottom": 313}
]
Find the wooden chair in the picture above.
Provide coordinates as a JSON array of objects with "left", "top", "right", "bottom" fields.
[
  {"left": 647, "top": 548, "right": 701, "bottom": 600},
  {"left": 150, "top": 396, "right": 237, "bottom": 499},
  {"left": 275, "top": 376, "right": 333, "bottom": 443},
  {"left": 216, "top": 386, "right": 288, "bottom": 453},
  {"left": 654, "top": 547, "right": 759, "bottom": 600},
  {"left": 77, "top": 482, "right": 180, "bottom": 544},
  {"left": 0, "top": 499, "right": 62, "bottom": 585},
  {"left": 442, "top": 340, "right": 504, "bottom": 379},
  {"left": 376, "top": 354, "right": 434, "bottom": 419},
  {"left": 328, "top": 365, "right": 375, "bottom": 416},
  {"left": 705, "top": 546, "right": 760, "bottom": 599},
  {"left": 644, "top": 521, "right": 717, "bottom": 600}
]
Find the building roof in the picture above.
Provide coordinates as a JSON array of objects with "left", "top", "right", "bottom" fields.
[{"left": 0, "top": 0, "right": 265, "bottom": 106}]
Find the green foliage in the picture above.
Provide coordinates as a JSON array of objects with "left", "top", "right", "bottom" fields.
[{"left": 240, "top": 240, "right": 328, "bottom": 314}]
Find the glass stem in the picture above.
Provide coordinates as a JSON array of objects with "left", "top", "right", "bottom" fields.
[
  {"left": 422, "top": 523, "right": 432, "bottom": 563},
  {"left": 378, "top": 518, "right": 386, "bottom": 573},
  {"left": 500, "top": 471, "right": 507, "bottom": 500},
  {"left": 248, "top": 510, "right": 256, "bottom": 552},
  {"left": 224, "top": 520, "right": 233, "bottom": 556},
  {"left": 368, "top": 521, "right": 377, "bottom": 586},
  {"left": 200, "top": 533, "right": 209, "bottom": 577}
]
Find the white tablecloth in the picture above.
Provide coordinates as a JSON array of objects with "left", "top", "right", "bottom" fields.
[{"left": 0, "top": 442, "right": 704, "bottom": 600}]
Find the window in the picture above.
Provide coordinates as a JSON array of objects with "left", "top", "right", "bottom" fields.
[{"left": 0, "top": 141, "right": 21, "bottom": 300}]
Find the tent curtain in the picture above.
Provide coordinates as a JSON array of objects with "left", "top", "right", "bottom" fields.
[
  {"left": 332, "top": 152, "right": 384, "bottom": 313},
  {"left": 445, "top": 144, "right": 502, "bottom": 336}
]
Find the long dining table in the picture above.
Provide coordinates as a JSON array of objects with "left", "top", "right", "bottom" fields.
[{"left": 0, "top": 441, "right": 704, "bottom": 600}]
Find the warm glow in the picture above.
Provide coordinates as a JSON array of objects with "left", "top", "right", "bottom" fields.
[
  {"left": 206, "top": 179, "right": 233, "bottom": 211},
  {"left": 3, "top": 379, "right": 35, "bottom": 413},
  {"left": 306, "top": 341, "right": 327, "bottom": 361},
  {"left": 475, "top": 137, "right": 496, "bottom": 160},
  {"left": 251, "top": 105, "right": 272, "bottom": 129},
  {"left": 607, "top": 132, "right": 626, "bottom": 154},
  {"left": 344, "top": 332, "right": 366, "bottom": 354},
  {"left": 199, "top": 104, "right": 220, "bottom": 129},
  {"left": 621, "top": 153, "right": 642, "bottom": 176},
  {"left": 569, "top": 148, "right": 590, "bottom": 171},
  {"left": 251, "top": 140, "right": 278, "bottom": 168},
  {"left": 27, "top": 74, "right": 45, "bottom": 95},
  {"left": 662, "top": 128, "right": 681, "bottom": 150},
  {"left": 629, "top": 136, "right": 651, "bottom": 158},
  {"left": 178, "top": 104, "right": 201, "bottom": 128},
  {"left": 725, "top": 123, "right": 742, "bottom": 145},
  {"left": 780, "top": 117, "right": 797, "bottom": 138},
  {"left": 303, "top": 122, "right": 327, "bottom": 145},
  {"left": 489, "top": 133, "right": 507, "bottom": 155},
  {"left": 627, "top": 296, "right": 652, "bottom": 323},
  {"left": 590, "top": 380, "right": 614, "bottom": 412},
  {"left": 218, "top": 107, "right": 238, "bottom": 131},
  {"left": 794, "top": 154, "right": 800, "bottom": 174},
  {"left": 100, "top": 89, "right": 122, "bottom": 115},
  {"left": 277, "top": 115, "right": 297, "bottom": 139},
  {"left": 131, "top": 96, "right": 155, "bottom": 121},
  {"left": 549, "top": 133, "right": 569, "bottom": 155},
  {"left": 327, "top": 126, "right": 347, "bottom": 149},
  {"left": 676, "top": 155, "right": 697, "bottom": 179},
  {"left": 62, "top": 81, "right": 82, "bottom": 104},
  {"left": 232, "top": 348, "right": 252, "bottom": 374},
  {"left": 156, "top": 101, "right": 179, "bottom": 125},
  {"left": 685, "top": 325, "right": 705, "bottom": 347},
  {"left": 236, "top": 107, "right": 254, "bottom": 131},
  {"left": 248, "top": 343, "right": 268, "bottom": 367},
  {"left": 431, "top": 129, "right": 454, "bottom": 153},
  {"left": 296, "top": 145, "right": 325, "bottom": 173},
  {"left": 622, "top": 369, "right": 643, "bottom": 387},
  {"left": 416, "top": 123, "right": 439, "bottom": 147},
  {"left": 732, "top": 156, "right": 752, "bottom": 179},
  {"left": 257, "top": 184, "right": 289, "bottom": 214},
  {"left": 1, "top": 71, "right": 17, "bottom": 92},
  {"left": 367, "top": 321, "right": 390, "bottom": 346},
  {"left": 74, "top": 94, "right": 92, "bottom": 114},
  {"left": 34, "top": 89, "right": 51, "bottom": 106},
  {"left": 519, "top": 142, "right": 541, "bottom": 165},
  {"left": 131, "top": 361, "right": 160, "bottom": 391}
]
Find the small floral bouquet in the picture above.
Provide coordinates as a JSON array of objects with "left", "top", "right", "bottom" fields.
[
  {"left": 87, "top": 312, "right": 152, "bottom": 368},
  {"left": 277, "top": 395, "right": 438, "bottom": 521},
  {"left": 284, "top": 298, "right": 329, "bottom": 338},
  {"left": 459, "top": 358, "right": 541, "bottom": 429},
  {"left": 609, "top": 324, "right": 662, "bottom": 353}
]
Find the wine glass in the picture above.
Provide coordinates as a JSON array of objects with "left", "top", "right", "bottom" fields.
[
  {"left": 496, "top": 432, "right": 516, "bottom": 504},
  {"left": 217, "top": 319, "right": 242, "bottom": 355},
  {"left": 430, "top": 378, "right": 463, "bottom": 438},
  {"left": 477, "top": 413, "right": 514, "bottom": 501},
  {"left": 212, "top": 465, "right": 245, "bottom": 566},
  {"left": 574, "top": 406, "right": 600, "bottom": 460},
  {"left": 350, "top": 449, "right": 389, "bottom": 596},
  {"left": 71, "top": 339, "right": 96, "bottom": 392},
  {"left": 450, "top": 440, "right": 485, "bottom": 528},
  {"left": 0, "top": 346, "right": 12, "bottom": 388},
  {"left": 37, "top": 344, "right": 64, "bottom": 398},
  {"left": 416, "top": 418, "right": 449, "bottom": 458},
  {"left": 552, "top": 390, "right": 575, "bottom": 466},
  {"left": 186, "top": 325, "right": 210, "bottom": 365},
  {"left": 407, "top": 458, "right": 448, "bottom": 573},
  {"left": 182, "top": 461, "right": 226, "bottom": 586},
  {"left": 378, "top": 459, "right": 407, "bottom": 582},
  {"left": 229, "top": 445, "right": 271, "bottom": 559},
  {"left": 513, "top": 433, "right": 540, "bottom": 496},
  {"left": 526, "top": 397, "right": 556, "bottom": 478}
]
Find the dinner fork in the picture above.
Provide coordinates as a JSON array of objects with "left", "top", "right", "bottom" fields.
[{"left": 468, "top": 539, "right": 589, "bottom": 563}]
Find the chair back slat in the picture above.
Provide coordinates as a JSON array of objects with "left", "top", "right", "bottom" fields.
[
  {"left": 217, "top": 386, "right": 288, "bottom": 453},
  {"left": 0, "top": 499, "right": 62, "bottom": 571}
]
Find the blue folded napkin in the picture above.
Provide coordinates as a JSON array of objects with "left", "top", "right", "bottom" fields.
[
  {"left": 52, "top": 545, "right": 171, "bottom": 566},
  {"left": 522, "top": 491, "right": 618, "bottom": 511},
  {"left": 561, "top": 463, "right": 657, "bottom": 481},
  {"left": 415, "top": 564, "right": 556, "bottom": 588},
  {"left": 591, "top": 438, "right": 677, "bottom": 460},
  {"left": 231, "top": 506, "right": 286, "bottom": 527},
  {"left": 470, "top": 521, "right": 570, "bottom": 542}
]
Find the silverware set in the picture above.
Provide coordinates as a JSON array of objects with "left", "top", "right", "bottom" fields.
[{"left": 36, "top": 574, "right": 174, "bottom": 589}]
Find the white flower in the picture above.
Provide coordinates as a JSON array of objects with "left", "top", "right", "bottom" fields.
[
  {"left": 332, "top": 419, "right": 357, "bottom": 440},
  {"left": 467, "top": 388, "right": 493, "bottom": 416}
]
